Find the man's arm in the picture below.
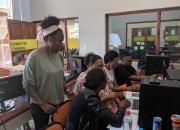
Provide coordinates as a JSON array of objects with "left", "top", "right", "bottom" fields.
[
  {"left": 129, "top": 75, "right": 144, "bottom": 81},
  {"left": 87, "top": 95, "right": 126, "bottom": 125}
]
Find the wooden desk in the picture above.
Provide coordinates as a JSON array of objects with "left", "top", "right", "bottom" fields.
[
  {"left": 0, "top": 68, "right": 10, "bottom": 77},
  {"left": 0, "top": 68, "right": 77, "bottom": 129},
  {"left": 0, "top": 99, "right": 32, "bottom": 130}
]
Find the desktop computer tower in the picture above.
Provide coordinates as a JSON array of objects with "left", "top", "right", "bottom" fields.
[{"left": 138, "top": 78, "right": 180, "bottom": 130}]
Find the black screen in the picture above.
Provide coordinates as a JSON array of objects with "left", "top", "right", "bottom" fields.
[
  {"left": 138, "top": 78, "right": 180, "bottom": 130},
  {"left": 145, "top": 55, "right": 170, "bottom": 75},
  {"left": 69, "top": 55, "right": 86, "bottom": 74},
  {"left": 0, "top": 74, "right": 25, "bottom": 102}
]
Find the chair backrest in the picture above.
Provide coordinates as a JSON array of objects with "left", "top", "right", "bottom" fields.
[
  {"left": 44, "top": 122, "right": 63, "bottom": 130},
  {"left": 52, "top": 100, "right": 72, "bottom": 126}
]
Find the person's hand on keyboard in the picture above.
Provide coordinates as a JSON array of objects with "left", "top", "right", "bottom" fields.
[{"left": 119, "top": 99, "right": 131, "bottom": 109}]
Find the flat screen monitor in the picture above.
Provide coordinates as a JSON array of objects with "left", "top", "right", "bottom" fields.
[
  {"left": 0, "top": 74, "right": 25, "bottom": 102},
  {"left": 145, "top": 55, "right": 170, "bottom": 75},
  {"left": 69, "top": 55, "right": 86, "bottom": 75},
  {"left": 138, "top": 78, "right": 180, "bottom": 130}
]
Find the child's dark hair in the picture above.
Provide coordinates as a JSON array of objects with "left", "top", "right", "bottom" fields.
[
  {"left": 84, "top": 53, "right": 94, "bottom": 66},
  {"left": 84, "top": 53, "right": 102, "bottom": 67},
  {"left": 104, "top": 50, "right": 118, "bottom": 64},
  {"left": 84, "top": 68, "right": 106, "bottom": 90},
  {"left": 41, "top": 16, "right": 63, "bottom": 42}
]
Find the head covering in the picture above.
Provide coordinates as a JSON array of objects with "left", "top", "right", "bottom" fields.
[
  {"left": 42, "top": 25, "right": 59, "bottom": 37},
  {"left": 36, "top": 30, "right": 43, "bottom": 41}
]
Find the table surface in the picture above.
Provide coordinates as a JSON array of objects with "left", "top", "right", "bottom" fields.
[
  {"left": 0, "top": 68, "right": 30, "bottom": 125},
  {"left": 0, "top": 99, "right": 30, "bottom": 124}
]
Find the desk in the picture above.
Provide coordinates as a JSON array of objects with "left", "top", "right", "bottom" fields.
[
  {"left": 0, "top": 68, "right": 77, "bottom": 129},
  {"left": 0, "top": 99, "right": 32, "bottom": 130},
  {"left": 108, "top": 91, "right": 140, "bottom": 130},
  {"left": 0, "top": 68, "right": 32, "bottom": 130},
  {"left": 108, "top": 111, "right": 139, "bottom": 130},
  {"left": 0, "top": 68, "right": 10, "bottom": 77}
]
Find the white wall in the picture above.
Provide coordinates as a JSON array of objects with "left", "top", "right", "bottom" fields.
[{"left": 30, "top": 0, "right": 180, "bottom": 57}]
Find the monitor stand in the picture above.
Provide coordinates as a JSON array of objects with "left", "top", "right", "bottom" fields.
[{"left": 0, "top": 100, "right": 15, "bottom": 113}]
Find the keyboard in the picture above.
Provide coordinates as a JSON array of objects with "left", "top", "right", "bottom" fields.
[
  {"left": 132, "top": 99, "right": 139, "bottom": 110},
  {"left": 132, "top": 92, "right": 139, "bottom": 97}
]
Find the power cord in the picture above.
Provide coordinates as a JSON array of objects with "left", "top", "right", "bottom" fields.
[
  {"left": 0, "top": 99, "right": 15, "bottom": 130},
  {"left": 0, "top": 99, "right": 15, "bottom": 113},
  {"left": 4, "top": 99, "right": 14, "bottom": 109},
  {"left": 0, "top": 113, "right": 6, "bottom": 130}
]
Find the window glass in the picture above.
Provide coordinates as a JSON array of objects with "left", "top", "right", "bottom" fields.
[
  {"left": 67, "top": 19, "right": 79, "bottom": 56},
  {"left": 108, "top": 13, "right": 157, "bottom": 61},
  {"left": 0, "top": 0, "right": 12, "bottom": 67},
  {"left": 161, "top": 10, "right": 180, "bottom": 62}
]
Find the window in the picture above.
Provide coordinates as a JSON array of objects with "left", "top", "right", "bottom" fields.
[
  {"left": 106, "top": 6, "right": 180, "bottom": 62},
  {"left": 62, "top": 18, "right": 80, "bottom": 70},
  {"left": 0, "top": 0, "right": 11, "bottom": 9},
  {"left": 0, "top": 0, "right": 12, "bottom": 67},
  {"left": 66, "top": 18, "right": 80, "bottom": 56}
]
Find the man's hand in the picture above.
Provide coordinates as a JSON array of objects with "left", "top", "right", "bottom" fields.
[
  {"left": 109, "top": 92, "right": 124, "bottom": 99},
  {"left": 110, "top": 92, "right": 117, "bottom": 99},
  {"left": 128, "top": 85, "right": 140, "bottom": 91},
  {"left": 119, "top": 99, "right": 131, "bottom": 109},
  {"left": 40, "top": 102, "right": 56, "bottom": 114}
]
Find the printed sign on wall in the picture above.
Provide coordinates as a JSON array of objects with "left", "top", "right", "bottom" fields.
[
  {"left": 10, "top": 39, "right": 37, "bottom": 65},
  {"left": 10, "top": 39, "right": 37, "bottom": 51}
]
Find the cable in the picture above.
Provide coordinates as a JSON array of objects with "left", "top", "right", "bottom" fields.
[
  {"left": 0, "top": 99, "right": 15, "bottom": 113},
  {"left": 0, "top": 114, "right": 6, "bottom": 130},
  {"left": 4, "top": 99, "right": 14, "bottom": 109}
]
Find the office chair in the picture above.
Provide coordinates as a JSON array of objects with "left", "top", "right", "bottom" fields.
[{"left": 52, "top": 100, "right": 72, "bottom": 126}]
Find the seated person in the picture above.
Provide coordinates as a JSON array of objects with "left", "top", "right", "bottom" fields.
[
  {"left": 114, "top": 52, "right": 144, "bottom": 87},
  {"left": 73, "top": 53, "right": 104, "bottom": 95},
  {"left": 103, "top": 51, "right": 137, "bottom": 95},
  {"left": 65, "top": 68, "right": 130, "bottom": 130},
  {"left": 74, "top": 52, "right": 129, "bottom": 121},
  {"left": 101, "top": 51, "right": 126, "bottom": 114}
]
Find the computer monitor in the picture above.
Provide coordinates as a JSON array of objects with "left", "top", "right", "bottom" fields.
[
  {"left": 145, "top": 55, "right": 170, "bottom": 76},
  {"left": 138, "top": 78, "right": 180, "bottom": 130},
  {"left": 119, "top": 48, "right": 130, "bottom": 57},
  {"left": 0, "top": 74, "right": 25, "bottom": 112},
  {"left": 69, "top": 55, "right": 86, "bottom": 75}
]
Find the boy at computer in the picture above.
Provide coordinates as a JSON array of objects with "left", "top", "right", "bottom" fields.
[{"left": 114, "top": 52, "right": 143, "bottom": 88}]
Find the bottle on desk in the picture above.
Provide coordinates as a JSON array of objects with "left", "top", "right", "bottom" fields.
[
  {"left": 152, "top": 116, "right": 162, "bottom": 130},
  {"left": 171, "top": 114, "right": 180, "bottom": 130},
  {"left": 123, "top": 110, "right": 132, "bottom": 130}
]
